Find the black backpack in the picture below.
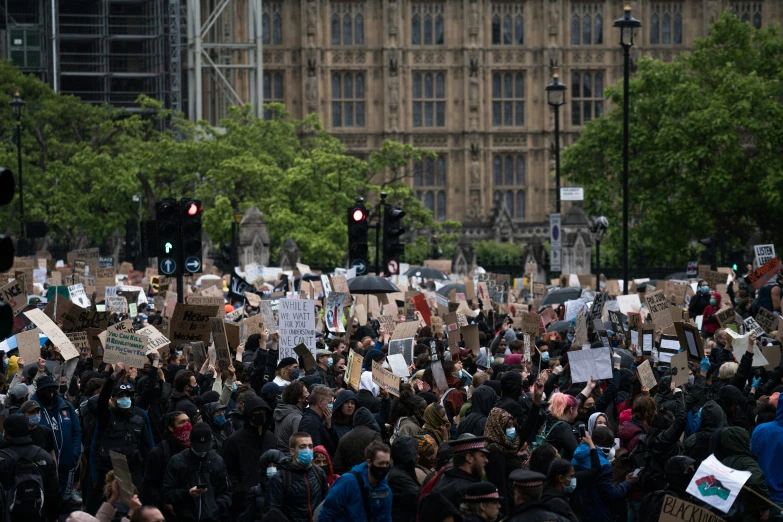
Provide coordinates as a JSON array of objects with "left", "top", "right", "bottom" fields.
[{"left": 0, "top": 447, "right": 45, "bottom": 522}]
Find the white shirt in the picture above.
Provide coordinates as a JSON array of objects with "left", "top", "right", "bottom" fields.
[{"left": 273, "top": 376, "right": 290, "bottom": 388}]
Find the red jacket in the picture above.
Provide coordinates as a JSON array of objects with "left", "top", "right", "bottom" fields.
[{"left": 701, "top": 292, "right": 723, "bottom": 336}]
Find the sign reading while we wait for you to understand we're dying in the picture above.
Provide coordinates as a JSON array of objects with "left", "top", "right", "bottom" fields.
[{"left": 278, "top": 299, "right": 315, "bottom": 359}]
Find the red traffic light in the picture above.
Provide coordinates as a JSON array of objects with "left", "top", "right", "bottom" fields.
[
  {"left": 187, "top": 202, "right": 202, "bottom": 216},
  {"left": 352, "top": 208, "right": 367, "bottom": 222}
]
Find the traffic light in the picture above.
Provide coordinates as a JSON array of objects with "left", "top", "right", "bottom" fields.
[
  {"left": 181, "top": 198, "right": 203, "bottom": 273},
  {"left": 347, "top": 200, "right": 369, "bottom": 274},
  {"left": 139, "top": 220, "right": 157, "bottom": 259},
  {"left": 699, "top": 237, "right": 716, "bottom": 267},
  {"left": 156, "top": 198, "right": 180, "bottom": 273},
  {"left": 0, "top": 167, "right": 15, "bottom": 339},
  {"left": 124, "top": 218, "right": 138, "bottom": 263},
  {"left": 383, "top": 204, "right": 405, "bottom": 274},
  {"left": 728, "top": 248, "right": 745, "bottom": 271}
]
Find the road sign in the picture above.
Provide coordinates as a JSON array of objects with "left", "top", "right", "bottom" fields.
[
  {"left": 160, "top": 258, "right": 177, "bottom": 275},
  {"left": 351, "top": 258, "right": 367, "bottom": 275},
  {"left": 387, "top": 259, "right": 399, "bottom": 275},
  {"left": 550, "top": 247, "right": 562, "bottom": 272},
  {"left": 185, "top": 256, "right": 201, "bottom": 274},
  {"left": 560, "top": 187, "right": 584, "bottom": 201},
  {"left": 525, "top": 260, "right": 538, "bottom": 275},
  {"left": 550, "top": 213, "right": 561, "bottom": 248}
]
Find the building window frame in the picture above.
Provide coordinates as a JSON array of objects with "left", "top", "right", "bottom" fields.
[
  {"left": 331, "top": 71, "right": 366, "bottom": 128},
  {"left": 731, "top": 1, "right": 762, "bottom": 29},
  {"left": 412, "top": 71, "right": 446, "bottom": 128},
  {"left": 263, "top": 70, "right": 285, "bottom": 119},
  {"left": 570, "top": 4, "right": 603, "bottom": 45},
  {"left": 331, "top": 3, "right": 365, "bottom": 46},
  {"left": 411, "top": 3, "right": 445, "bottom": 46},
  {"left": 492, "top": 154, "right": 526, "bottom": 220},
  {"left": 491, "top": 71, "right": 525, "bottom": 128},
  {"left": 491, "top": 3, "right": 524, "bottom": 45},
  {"left": 414, "top": 155, "right": 447, "bottom": 221},
  {"left": 262, "top": 2, "right": 283, "bottom": 45},
  {"left": 570, "top": 70, "right": 605, "bottom": 127},
  {"left": 650, "top": 3, "right": 683, "bottom": 45},
  {"left": 8, "top": 27, "right": 42, "bottom": 68}
]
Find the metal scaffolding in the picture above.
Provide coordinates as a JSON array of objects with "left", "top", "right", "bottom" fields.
[{"left": 187, "top": 0, "right": 263, "bottom": 125}]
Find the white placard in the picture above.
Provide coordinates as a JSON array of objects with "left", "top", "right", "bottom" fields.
[
  {"left": 567, "top": 347, "right": 613, "bottom": 383},
  {"left": 68, "top": 283, "right": 91, "bottom": 308},
  {"left": 278, "top": 299, "right": 316, "bottom": 359},
  {"left": 754, "top": 244, "right": 776, "bottom": 268}
]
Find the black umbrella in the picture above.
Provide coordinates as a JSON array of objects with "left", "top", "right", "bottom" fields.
[
  {"left": 540, "top": 287, "right": 582, "bottom": 306},
  {"left": 347, "top": 275, "right": 400, "bottom": 295},
  {"left": 404, "top": 266, "right": 449, "bottom": 281},
  {"left": 546, "top": 319, "right": 572, "bottom": 333},
  {"left": 436, "top": 283, "right": 466, "bottom": 298}
]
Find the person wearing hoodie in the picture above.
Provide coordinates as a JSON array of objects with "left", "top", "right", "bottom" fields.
[
  {"left": 202, "top": 401, "right": 233, "bottom": 452},
  {"left": 752, "top": 394, "right": 783, "bottom": 511},
  {"left": 318, "top": 440, "right": 393, "bottom": 522},
  {"left": 684, "top": 400, "right": 728, "bottom": 467},
  {"left": 273, "top": 381, "right": 306, "bottom": 451},
  {"left": 571, "top": 426, "right": 636, "bottom": 522},
  {"left": 386, "top": 436, "right": 420, "bottom": 522},
  {"left": 298, "top": 385, "right": 338, "bottom": 456},
  {"left": 221, "top": 395, "right": 276, "bottom": 518},
  {"left": 266, "top": 432, "right": 327, "bottom": 522},
  {"left": 639, "top": 456, "right": 698, "bottom": 522},
  {"left": 457, "top": 385, "right": 497, "bottom": 437},
  {"left": 333, "top": 406, "right": 382, "bottom": 474},
  {"left": 237, "top": 449, "right": 287, "bottom": 522},
  {"left": 332, "top": 389, "right": 358, "bottom": 439},
  {"left": 230, "top": 389, "right": 259, "bottom": 433},
  {"left": 716, "top": 426, "right": 770, "bottom": 522},
  {"left": 32, "top": 374, "right": 82, "bottom": 501},
  {"left": 168, "top": 369, "right": 201, "bottom": 423},
  {"left": 313, "top": 445, "right": 340, "bottom": 488},
  {"left": 143, "top": 411, "right": 191, "bottom": 518},
  {"left": 688, "top": 280, "right": 713, "bottom": 319},
  {"left": 701, "top": 291, "right": 724, "bottom": 337}
]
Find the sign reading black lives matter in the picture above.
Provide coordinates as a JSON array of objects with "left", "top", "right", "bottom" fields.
[{"left": 278, "top": 299, "right": 315, "bottom": 359}]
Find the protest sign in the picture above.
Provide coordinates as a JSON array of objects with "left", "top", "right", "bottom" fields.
[
  {"left": 104, "top": 329, "right": 148, "bottom": 368},
  {"left": 570, "top": 313, "right": 588, "bottom": 350},
  {"left": 714, "top": 306, "right": 737, "bottom": 327},
  {"left": 658, "top": 335, "right": 680, "bottom": 365},
  {"left": 378, "top": 315, "right": 396, "bottom": 335},
  {"left": 568, "top": 347, "right": 613, "bottom": 383},
  {"left": 725, "top": 329, "right": 769, "bottom": 367},
  {"left": 278, "top": 299, "right": 315, "bottom": 359},
  {"left": 387, "top": 353, "right": 409, "bottom": 378},
  {"left": 763, "top": 345, "right": 781, "bottom": 370},
  {"left": 259, "top": 300, "right": 275, "bottom": 329},
  {"left": 170, "top": 304, "right": 220, "bottom": 347},
  {"left": 388, "top": 338, "right": 415, "bottom": 366},
  {"left": 657, "top": 494, "right": 726, "bottom": 522},
  {"left": 345, "top": 350, "right": 364, "bottom": 391},
  {"left": 520, "top": 312, "right": 540, "bottom": 336},
  {"left": 372, "top": 360, "right": 400, "bottom": 396},
  {"left": 107, "top": 296, "right": 128, "bottom": 314},
  {"left": 411, "top": 293, "right": 431, "bottom": 325},
  {"left": 645, "top": 290, "right": 675, "bottom": 333},
  {"left": 191, "top": 341, "right": 207, "bottom": 369},
  {"left": 95, "top": 267, "right": 115, "bottom": 297},
  {"left": 66, "top": 331, "right": 90, "bottom": 355},
  {"left": 754, "top": 244, "right": 776, "bottom": 268},
  {"left": 210, "top": 318, "right": 232, "bottom": 368},
  {"left": 461, "top": 324, "right": 481, "bottom": 354},
  {"left": 616, "top": 294, "right": 642, "bottom": 316},
  {"left": 674, "top": 321, "right": 704, "bottom": 361},
  {"left": 135, "top": 324, "right": 171, "bottom": 356},
  {"left": 16, "top": 328, "right": 41, "bottom": 365},
  {"left": 244, "top": 314, "right": 264, "bottom": 340},
  {"left": 109, "top": 451, "right": 134, "bottom": 504},
  {"left": 637, "top": 359, "right": 657, "bottom": 390},
  {"left": 746, "top": 257, "right": 781, "bottom": 290},
  {"left": 68, "top": 283, "right": 91, "bottom": 308},
  {"left": 294, "top": 343, "right": 317, "bottom": 371},
  {"left": 24, "top": 308, "right": 80, "bottom": 361},
  {"left": 744, "top": 316, "right": 765, "bottom": 337},
  {"left": 640, "top": 324, "right": 655, "bottom": 356},
  {"left": 671, "top": 351, "right": 689, "bottom": 387},
  {"left": 244, "top": 291, "right": 261, "bottom": 307},
  {"left": 703, "top": 270, "right": 728, "bottom": 291},
  {"left": 391, "top": 321, "right": 419, "bottom": 341},
  {"left": 756, "top": 307, "right": 778, "bottom": 335},
  {"left": 325, "top": 292, "right": 347, "bottom": 333},
  {"left": 589, "top": 292, "right": 608, "bottom": 324},
  {"left": 352, "top": 303, "right": 368, "bottom": 327},
  {"left": 608, "top": 310, "right": 625, "bottom": 336},
  {"left": 225, "top": 322, "right": 240, "bottom": 350},
  {"left": 186, "top": 296, "right": 225, "bottom": 318},
  {"left": 686, "top": 454, "right": 751, "bottom": 514},
  {"left": 0, "top": 278, "right": 26, "bottom": 316}
]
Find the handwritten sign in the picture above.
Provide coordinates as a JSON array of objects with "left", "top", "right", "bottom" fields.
[
  {"left": 637, "top": 359, "right": 657, "bottom": 390},
  {"left": 135, "top": 324, "right": 171, "bottom": 356},
  {"left": 0, "top": 278, "right": 26, "bottom": 316},
  {"left": 65, "top": 331, "right": 90, "bottom": 355},
  {"left": 68, "top": 283, "right": 91, "bottom": 308},
  {"left": 103, "top": 329, "right": 148, "bottom": 368},
  {"left": 278, "top": 299, "right": 315, "bottom": 359},
  {"left": 715, "top": 307, "right": 737, "bottom": 327},
  {"left": 644, "top": 290, "right": 674, "bottom": 333},
  {"left": 24, "top": 308, "right": 80, "bottom": 361},
  {"left": 756, "top": 307, "right": 778, "bottom": 335},
  {"left": 210, "top": 318, "right": 232, "bottom": 368},
  {"left": 371, "top": 360, "right": 400, "bottom": 396},
  {"left": 520, "top": 312, "right": 540, "bottom": 336},
  {"left": 107, "top": 296, "right": 129, "bottom": 314},
  {"left": 16, "top": 328, "right": 41, "bottom": 365},
  {"left": 170, "top": 304, "right": 220, "bottom": 347},
  {"left": 657, "top": 495, "right": 726, "bottom": 522},
  {"left": 345, "top": 350, "right": 364, "bottom": 391}
]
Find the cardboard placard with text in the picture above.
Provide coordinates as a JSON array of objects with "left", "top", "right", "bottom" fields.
[
  {"left": 16, "top": 328, "right": 41, "bottom": 365},
  {"left": 0, "top": 278, "right": 26, "bottom": 316},
  {"left": 756, "top": 307, "right": 779, "bottom": 335},
  {"left": 210, "top": 318, "right": 232, "bottom": 368},
  {"left": 644, "top": 290, "right": 675, "bottom": 334},
  {"left": 103, "top": 329, "right": 148, "bottom": 368},
  {"left": 24, "top": 308, "right": 80, "bottom": 360},
  {"left": 66, "top": 331, "right": 90, "bottom": 355},
  {"left": 135, "top": 324, "right": 171, "bottom": 356},
  {"left": 715, "top": 307, "right": 737, "bottom": 327},
  {"left": 371, "top": 360, "right": 400, "bottom": 396},
  {"left": 657, "top": 495, "right": 726, "bottom": 522},
  {"left": 170, "top": 304, "right": 220, "bottom": 347},
  {"left": 346, "top": 350, "right": 364, "bottom": 391},
  {"left": 520, "top": 312, "right": 541, "bottom": 336}
]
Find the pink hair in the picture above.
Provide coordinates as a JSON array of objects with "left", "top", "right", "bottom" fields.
[{"left": 549, "top": 392, "right": 578, "bottom": 419}]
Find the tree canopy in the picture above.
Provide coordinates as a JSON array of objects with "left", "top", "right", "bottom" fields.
[
  {"left": 0, "top": 61, "right": 460, "bottom": 265},
  {"left": 562, "top": 13, "right": 783, "bottom": 268}
]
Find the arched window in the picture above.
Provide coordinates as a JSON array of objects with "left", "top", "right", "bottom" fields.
[
  {"left": 437, "top": 192, "right": 446, "bottom": 221},
  {"left": 436, "top": 156, "right": 446, "bottom": 186},
  {"left": 423, "top": 14, "right": 433, "bottom": 45},
  {"left": 493, "top": 156, "right": 502, "bottom": 186},
  {"left": 650, "top": 14, "right": 659, "bottom": 44},
  {"left": 492, "top": 15, "right": 501, "bottom": 44},
  {"left": 425, "top": 192, "right": 434, "bottom": 213},
  {"left": 331, "top": 74, "right": 342, "bottom": 127},
  {"left": 594, "top": 14, "right": 602, "bottom": 44},
  {"left": 414, "top": 161, "right": 423, "bottom": 187},
  {"left": 516, "top": 156, "right": 525, "bottom": 185},
  {"left": 425, "top": 156, "right": 434, "bottom": 186},
  {"left": 331, "top": 15, "right": 340, "bottom": 45},
  {"left": 673, "top": 14, "right": 682, "bottom": 44},
  {"left": 516, "top": 191, "right": 525, "bottom": 219},
  {"left": 504, "top": 155, "right": 514, "bottom": 185},
  {"left": 504, "top": 191, "right": 514, "bottom": 214},
  {"left": 753, "top": 12, "right": 761, "bottom": 29},
  {"left": 571, "top": 15, "right": 580, "bottom": 45},
  {"left": 262, "top": 13, "right": 270, "bottom": 44},
  {"left": 515, "top": 15, "right": 524, "bottom": 44},
  {"left": 273, "top": 73, "right": 283, "bottom": 99},
  {"left": 503, "top": 15, "right": 512, "bottom": 44},
  {"left": 435, "top": 15, "right": 444, "bottom": 44},
  {"left": 583, "top": 15, "right": 592, "bottom": 44},
  {"left": 272, "top": 14, "right": 282, "bottom": 44},
  {"left": 343, "top": 14, "right": 353, "bottom": 45},
  {"left": 662, "top": 14, "right": 671, "bottom": 44},
  {"left": 354, "top": 14, "right": 364, "bottom": 45},
  {"left": 412, "top": 14, "right": 421, "bottom": 45}
]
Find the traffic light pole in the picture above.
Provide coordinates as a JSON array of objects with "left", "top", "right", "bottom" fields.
[
  {"left": 177, "top": 201, "right": 185, "bottom": 304},
  {"left": 375, "top": 192, "right": 386, "bottom": 275}
]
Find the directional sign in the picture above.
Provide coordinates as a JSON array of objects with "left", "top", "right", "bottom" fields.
[
  {"left": 387, "top": 259, "right": 399, "bottom": 275},
  {"left": 164, "top": 241, "right": 174, "bottom": 254},
  {"left": 351, "top": 258, "right": 367, "bottom": 275},
  {"left": 185, "top": 256, "right": 201, "bottom": 274},
  {"left": 160, "top": 258, "right": 177, "bottom": 275}
]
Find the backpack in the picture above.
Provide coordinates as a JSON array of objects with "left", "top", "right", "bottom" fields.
[
  {"left": 530, "top": 420, "right": 568, "bottom": 453},
  {"left": 0, "top": 447, "right": 45, "bottom": 522}
]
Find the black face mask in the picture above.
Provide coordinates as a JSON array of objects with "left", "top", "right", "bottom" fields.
[
  {"left": 251, "top": 412, "right": 266, "bottom": 428},
  {"left": 38, "top": 388, "right": 56, "bottom": 405},
  {"left": 369, "top": 465, "right": 390, "bottom": 481}
]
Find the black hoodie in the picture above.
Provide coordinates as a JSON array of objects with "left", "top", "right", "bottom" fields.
[
  {"left": 457, "top": 385, "right": 498, "bottom": 437},
  {"left": 387, "top": 435, "right": 421, "bottom": 522}
]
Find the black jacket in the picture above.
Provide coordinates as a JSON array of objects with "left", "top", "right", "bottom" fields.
[
  {"left": 169, "top": 390, "right": 200, "bottom": 422},
  {"left": 163, "top": 448, "right": 232, "bottom": 522},
  {"left": 0, "top": 438, "right": 61, "bottom": 522},
  {"left": 387, "top": 436, "right": 420, "bottom": 522},
  {"left": 540, "top": 487, "right": 579, "bottom": 522},
  {"left": 298, "top": 408, "right": 338, "bottom": 456},
  {"left": 221, "top": 396, "right": 276, "bottom": 514},
  {"left": 266, "top": 457, "right": 327, "bottom": 522},
  {"left": 688, "top": 291, "right": 712, "bottom": 319},
  {"left": 432, "top": 466, "right": 482, "bottom": 508},
  {"left": 143, "top": 432, "right": 189, "bottom": 509},
  {"left": 203, "top": 402, "right": 234, "bottom": 453},
  {"left": 506, "top": 500, "right": 573, "bottom": 522},
  {"left": 456, "top": 385, "right": 497, "bottom": 437},
  {"left": 333, "top": 407, "right": 382, "bottom": 474}
]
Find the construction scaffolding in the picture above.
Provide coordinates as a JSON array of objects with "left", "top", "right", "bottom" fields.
[{"left": 187, "top": 0, "right": 263, "bottom": 125}]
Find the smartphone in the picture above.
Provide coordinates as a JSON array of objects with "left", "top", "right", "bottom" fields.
[
  {"left": 196, "top": 483, "right": 208, "bottom": 489},
  {"left": 578, "top": 425, "right": 586, "bottom": 438},
  {"left": 632, "top": 468, "right": 642, "bottom": 477}
]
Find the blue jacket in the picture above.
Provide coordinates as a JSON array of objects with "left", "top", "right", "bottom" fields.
[
  {"left": 751, "top": 398, "right": 783, "bottom": 505},
  {"left": 32, "top": 392, "right": 82, "bottom": 469},
  {"left": 318, "top": 462, "right": 392, "bottom": 522},
  {"left": 571, "top": 444, "right": 630, "bottom": 522}
]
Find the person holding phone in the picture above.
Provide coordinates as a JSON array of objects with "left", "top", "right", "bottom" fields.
[{"left": 163, "top": 422, "right": 232, "bottom": 522}]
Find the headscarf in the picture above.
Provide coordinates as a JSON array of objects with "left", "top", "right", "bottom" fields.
[
  {"left": 313, "top": 445, "right": 339, "bottom": 487},
  {"left": 423, "top": 403, "right": 447, "bottom": 444},
  {"left": 416, "top": 434, "right": 437, "bottom": 457},
  {"left": 587, "top": 411, "right": 608, "bottom": 436},
  {"left": 360, "top": 371, "right": 379, "bottom": 397},
  {"left": 485, "top": 407, "right": 520, "bottom": 455}
]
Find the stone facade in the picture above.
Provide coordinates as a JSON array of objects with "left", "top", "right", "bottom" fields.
[{"left": 212, "top": 0, "right": 774, "bottom": 244}]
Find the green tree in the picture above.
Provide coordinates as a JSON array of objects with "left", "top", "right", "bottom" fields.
[{"left": 562, "top": 13, "right": 783, "bottom": 268}]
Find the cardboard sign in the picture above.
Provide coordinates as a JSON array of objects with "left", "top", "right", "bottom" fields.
[
  {"left": 388, "top": 338, "right": 414, "bottom": 366},
  {"left": 278, "top": 299, "right": 316, "bottom": 359},
  {"left": 210, "top": 318, "right": 232, "bottom": 368},
  {"left": 743, "top": 316, "right": 765, "bottom": 337},
  {"left": 104, "top": 329, "right": 148, "bottom": 368},
  {"left": 645, "top": 290, "right": 675, "bottom": 333},
  {"left": 391, "top": 320, "right": 419, "bottom": 341},
  {"left": 16, "top": 328, "right": 41, "bottom": 365},
  {"left": 23, "top": 308, "right": 80, "bottom": 361},
  {"left": 371, "top": 360, "right": 400, "bottom": 396},
  {"left": 107, "top": 296, "right": 129, "bottom": 314},
  {"left": 353, "top": 303, "right": 368, "bottom": 327},
  {"left": 244, "top": 314, "right": 264, "bottom": 340},
  {"left": 66, "top": 331, "right": 90, "bottom": 355},
  {"left": 517, "top": 312, "right": 538, "bottom": 336},
  {"left": 346, "top": 350, "right": 364, "bottom": 391},
  {"left": 658, "top": 494, "right": 726, "bottom": 522},
  {"left": 244, "top": 291, "right": 261, "bottom": 307},
  {"left": 191, "top": 341, "right": 207, "bottom": 369},
  {"left": 461, "top": 324, "right": 481, "bottom": 354},
  {"left": 109, "top": 451, "right": 134, "bottom": 504},
  {"left": 746, "top": 257, "right": 781, "bottom": 290},
  {"left": 411, "top": 293, "right": 431, "bottom": 325},
  {"left": 715, "top": 307, "right": 736, "bottom": 327},
  {"left": 637, "top": 359, "right": 657, "bottom": 390},
  {"left": 68, "top": 283, "right": 91, "bottom": 308},
  {"left": 756, "top": 307, "right": 779, "bottom": 335},
  {"left": 170, "top": 304, "right": 220, "bottom": 347},
  {"left": 325, "top": 292, "right": 347, "bottom": 333},
  {"left": 568, "top": 347, "right": 613, "bottom": 383},
  {"left": 571, "top": 313, "right": 588, "bottom": 349},
  {"left": 762, "top": 344, "right": 781, "bottom": 370},
  {"left": 670, "top": 351, "right": 689, "bottom": 387},
  {"left": 294, "top": 343, "right": 317, "bottom": 371},
  {"left": 95, "top": 267, "right": 115, "bottom": 297},
  {"left": 259, "top": 300, "right": 275, "bottom": 328},
  {"left": 135, "top": 324, "right": 171, "bottom": 356},
  {"left": 0, "top": 278, "right": 26, "bottom": 316},
  {"left": 225, "top": 322, "right": 240, "bottom": 351},
  {"left": 674, "top": 321, "right": 704, "bottom": 361},
  {"left": 378, "top": 315, "right": 396, "bottom": 335},
  {"left": 186, "top": 296, "right": 225, "bottom": 318}
]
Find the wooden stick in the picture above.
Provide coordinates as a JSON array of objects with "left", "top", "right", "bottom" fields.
[{"left": 742, "top": 484, "right": 783, "bottom": 513}]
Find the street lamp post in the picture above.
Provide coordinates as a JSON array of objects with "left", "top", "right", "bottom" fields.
[
  {"left": 614, "top": 4, "right": 640, "bottom": 296},
  {"left": 546, "top": 69, "right": 567, "bottom": 214},
  {"left": 590, "top": 216, "right": 609, "bottom": 292},
  {"left": 9, "top": 90, "right": 25, "bottom": 255}
]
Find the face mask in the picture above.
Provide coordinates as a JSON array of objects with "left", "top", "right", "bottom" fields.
[
  {"left": 541, "top": 352, "right": 550, "bottom": 362},
  {"left": 191, "top": 448, "right": 208, "bottom": 458},
  {"left": 599, "top": 447, "right": 616, "bottom": 461},
  {"left": 27, "top": 414, "right": 41, "bottom": 426},
  {"left": 190, "top": 385, "right": 200, "bottom": 395},
  {"left": 116, "top": 397, "right": 132, "bottom": 409},
  {"left": 555, "top": 365, "right": 563, "bottom": 374},
  {"left": 489, "top": 356, "right": 495, "bottom": 366},
  {"left": 564, "top": 476, "right": 577, "bottom": 494},
  {"left": 370, "top": 464, "right": 391, "bottom": 481},
  {"left": 505, "top": 427, "right": 517, "bottom": 441},
  {"left": 584, "top": 405, "right": 596, "bottom": 416},
  {"left": 297, "top": 449, "right": 314, "bottom": 466},
  {"left": 327, "top": 403, "right": 333, "bottom": 411},
  {"left": 734, "top": 298, "right": 739, "bottom": 305},
  {"left": 177, "top": 350, "right": 183, "bottom": 356},
  {"left": 709, "top": 298, "right": 717, "bottom": 306},
  {"left": 701, "top": 286, "right": 710, "bottom": 294},
  {"left": 266, "top": 467, "right": 277, "bottom": 478},
  {"left": 290, "top": 369, "right": 300, "bottom": 381},
  {"left": 213, "top": 414, "right": 227, "bottom": 427},
  {"left": 688, "top": 375, "right": 695, "bottom": 386},
  {"left": 173, "top": 422, "right": 193, "bottom": 447},
  {"left": 251, "top": 412, "right": 266, "bottom": 427},
  {"left": 38, "top": 388, "right": 56, "bottom": 404},
  {"left": 327, "top": 358, "right": 333, "bottom": 367}
]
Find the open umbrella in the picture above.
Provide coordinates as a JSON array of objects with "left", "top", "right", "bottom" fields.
[
  {"left": 540, "top": 287, "right": 582, "bottom": 306},
  {"left": 436, "top": 283, "right": 466, "bottom": 298},
  {"left": 546, "top": 319, "right": 573, "bottom": 333},
  {"left": 404, "top": 266, "right": 449, "bottom": 281},
  {"left": 347, "top": 275, "right": 400, "bottom": 295}
]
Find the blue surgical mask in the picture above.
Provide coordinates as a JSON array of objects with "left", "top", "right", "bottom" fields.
[
  {"left": 327, "top": 358, "right": 333, "bottom": 368},
  {"left": 266, "top": 467, "right": 277, "bottom": 478},
  {"left": 297, "top": 449, "right": 314, "bottom": 466},
  {"left": 232, "top": 382, "right": 238, "bottom": 392},
  {"left": 290, "top": 369, "right": 300, "bottom": 380},
  {"left": 701, "top": 286, "right": 710, "bottom": 294},
  {"left": 489, "top": 356, "right": 495, "bottom": 366},
  {"left": 505, "top": 427, "right": 516, "bottom": 441},
  {"left": 564, "top": 476, "right": 577, "bottom": 494},
  {"left": 116, "top": 397, "right": 132, "bottom": 409},
  {"left": 191, "top": 448, "right": 208, "bottom": 458},
  {"left": 688, "top": 375, "right": 695, "bottom": 386},
  {"left": 541, "top": 352, "right": 550, "bottom": 362},
  {"left": 177, "top": 350, "right": 183, "bottom": 356},
  {"left": 213, "top": 414, "right": 227, "bottom": 427},
  {"left": 327, "top": 403, "right": 333, "bottom": 411},
  {"left": 734, "top": 298, "right": 739, "bottom": 305},
  {"left": 709, "top": 298, "right": 717, "bottom": 306},
  {"left": 27, "top": 414, "right": 41, "bottom": 426}
]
